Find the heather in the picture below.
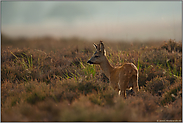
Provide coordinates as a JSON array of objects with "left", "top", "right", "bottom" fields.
[{"left": 1, "top": 34, "right": 182, "bottom": 122}]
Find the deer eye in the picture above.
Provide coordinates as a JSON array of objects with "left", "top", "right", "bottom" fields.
[{"left": 95, "top": 56, "right": 99, "bottom": 58}]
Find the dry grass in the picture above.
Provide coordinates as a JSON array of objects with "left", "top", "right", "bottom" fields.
[{"left": 1, "top": 34, "right": 182, "bottom": 122}]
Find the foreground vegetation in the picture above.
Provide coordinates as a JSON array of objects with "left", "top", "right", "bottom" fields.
[{"left": 1, "top": 34, "right": 182, "bottom": 121}]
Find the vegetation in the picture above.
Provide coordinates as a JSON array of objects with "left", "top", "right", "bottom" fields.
[{"left": 1, "top": 34, "right": 182, "bottom": 121}]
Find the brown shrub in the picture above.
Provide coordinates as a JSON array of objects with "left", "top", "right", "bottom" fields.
[
  {"left": 161, "top": 39, "right": 182, "bottom": 53},
  {"left": 145, "top": 77, "right": 170, "bottom": 96},
  {"left": 159, "top": 98, "right": 182, "bottom": 120},
  {"left": 161, "top": 78, "right": 182, "bottom": 106}
]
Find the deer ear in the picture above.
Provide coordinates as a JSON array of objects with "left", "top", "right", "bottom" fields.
[
  {"left": 100, "top": 41, "right": 105, "bottom": 54},
  {"left": 93, "top": 43, "right": 97, "bottom": 49},
  {"left": 97, "top": 43, "right": 100, "bottom": 51}
]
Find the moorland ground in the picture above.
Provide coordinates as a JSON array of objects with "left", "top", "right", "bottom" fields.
[{"left": 1, "top": 34, "right": 182, "bottom": 121}]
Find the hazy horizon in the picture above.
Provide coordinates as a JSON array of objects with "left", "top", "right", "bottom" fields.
[{"left": 1, "top": 1, "right": 182, "bottom": 42}]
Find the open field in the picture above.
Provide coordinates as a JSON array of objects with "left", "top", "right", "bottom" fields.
[{"left": 1, "top": 34, "right": 182, "bottom": 121}]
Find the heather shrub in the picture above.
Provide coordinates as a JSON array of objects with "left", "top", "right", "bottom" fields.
[
  {"left": 166, "top": 74, "right": 179, "bottom": 85},
  {"left": 145, "top": 76, "right": 170, "bottom": 95},
  {"left": 161, "top": 39, "right": 182, "bottom": 53},
  {"left": 138, "top": 65, "right": 166, "bottom": 87},
  {"left": 123, "top": 91, "right": 160, "bottom": 121},
  {"left": 159, "top": 98, "right": 182, "bottom": 120},
  {"left": 139, "top": 45, "right": 182, "bottom": 77},
  {"left": 161, "top": 78, "right": 182, "bottom": 106}
]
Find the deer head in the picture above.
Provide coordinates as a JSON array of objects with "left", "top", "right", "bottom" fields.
[{"left": 87, "top": 41, "right": 106, "bottom": 64}]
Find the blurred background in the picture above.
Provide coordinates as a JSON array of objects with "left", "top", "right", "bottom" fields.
[{"left": 1, "top": 1, "right": 182, "bottom": 42}]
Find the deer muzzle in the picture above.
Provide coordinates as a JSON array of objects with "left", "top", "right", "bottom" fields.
[{"left": 87, "top": 60, "right": 93, "bottom": 64}]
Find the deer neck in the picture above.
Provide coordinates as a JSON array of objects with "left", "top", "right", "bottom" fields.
[{"left": 99, "top": 56, "right": 114, "bottom": 79}]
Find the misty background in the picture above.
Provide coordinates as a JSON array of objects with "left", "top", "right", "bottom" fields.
[{"left": 1, "top": 1, "right": 182, "bottom": 42}]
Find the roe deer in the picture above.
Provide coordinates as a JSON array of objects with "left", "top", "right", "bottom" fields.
[{"left": 87, "top": 41, "right": 139, "bottom": 98}]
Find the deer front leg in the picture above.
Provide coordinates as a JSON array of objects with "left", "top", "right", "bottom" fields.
[
  {"left": 120, "top": 80, "right": 129, "bottom": 99},
  {"left": 109, "top": 82, "right": 119, "bottom": 94},
  {"left": 118, "top": 82, "right": 126, "bottom": 98},
  {"left": 118, "top": 82, "right": 121, "bottom": 96}
]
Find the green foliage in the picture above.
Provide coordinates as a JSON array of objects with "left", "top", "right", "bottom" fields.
[
  {"left": 80, "top": 61, "right": 96, "bottom": 79},
  {"left": 10, "top": 51, "right": 33, "bottom": 70}
]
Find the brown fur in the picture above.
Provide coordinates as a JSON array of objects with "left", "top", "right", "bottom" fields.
[{"left": 87, "top": 41, "right": 139, "bottom": 98}]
